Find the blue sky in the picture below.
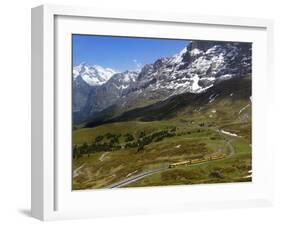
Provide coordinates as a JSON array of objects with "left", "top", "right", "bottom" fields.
[{"left": 72, "top": 35, "right": 189, "bottom": 71}]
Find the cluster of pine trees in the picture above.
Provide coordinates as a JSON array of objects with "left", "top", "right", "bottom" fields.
[{"left": 73, "top": 128, "right": 177, "bottom": 159}]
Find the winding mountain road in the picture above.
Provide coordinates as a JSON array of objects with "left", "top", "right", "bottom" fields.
[
  {"left": 105, "top": 127, "right": 239, "bottom": 188},
  {"left": 107, "top": 166, "right": 169, "bottom": 188}
]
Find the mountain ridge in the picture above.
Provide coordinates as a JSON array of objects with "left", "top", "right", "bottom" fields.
[
  {"left": 73, "top": 40, "right": 252, "bottom": 124},
  {"left": 85, "top": 75, "right": 251, "bottom": 128}
]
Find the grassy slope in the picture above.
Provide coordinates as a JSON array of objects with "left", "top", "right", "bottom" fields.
[
  {"left": 126, "top": 139, "right": 251, "bottom": 188},
  {"left": 73, "top": 76, "right": 252, "bottom": 189}
]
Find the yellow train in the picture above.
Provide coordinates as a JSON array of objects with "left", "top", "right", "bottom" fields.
[
  {"left": 190, "top": 158, "right": 208, "bottom": 164},
  {"left": 169, "top": 160, "right": 191, "bottom": 168},
  {"left": 168, "top": 153, "right": 227, "bottom": 168},
  {"left": 210, "top": 154, "right": 227, "bottom": 160}
]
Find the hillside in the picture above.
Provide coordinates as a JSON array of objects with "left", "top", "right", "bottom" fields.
[{"left": 85, "top": 75, "right": 251, "bottom": 128}]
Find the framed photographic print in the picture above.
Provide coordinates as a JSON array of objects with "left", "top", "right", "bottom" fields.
[{"left": 31, "top": 4, "right": 274, "bottom": 221}]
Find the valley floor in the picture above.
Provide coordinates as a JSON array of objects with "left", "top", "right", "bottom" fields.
[{"left": 72, "top": 119, "right": 252, "bottom": 190}]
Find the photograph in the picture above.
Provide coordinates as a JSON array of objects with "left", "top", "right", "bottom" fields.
[{"left": 71, "top": 35, "right": 252, "bottom": 190}]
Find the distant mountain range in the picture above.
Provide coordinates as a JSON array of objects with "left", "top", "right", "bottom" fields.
[{"left": 73, "top": 40, "right": 252, "bottom": 124}]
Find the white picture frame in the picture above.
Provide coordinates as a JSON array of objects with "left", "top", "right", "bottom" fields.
[{"left": 31, "top": 4, "right": 274, "bottom": 221}]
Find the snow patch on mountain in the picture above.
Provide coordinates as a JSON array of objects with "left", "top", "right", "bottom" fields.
[
  {"left": 190, "top": 48, "right": 203, "bottom": 57},
  {"left": 218, "top": 74, "right": 234, "bottom": 81},
  {"left": 220, "top": 130, "right": 240, "bottom": 137},
  {"left": 190, "top": 74, "right": 201, "bottom": 92}
]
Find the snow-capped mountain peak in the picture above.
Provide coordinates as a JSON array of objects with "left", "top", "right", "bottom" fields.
[
  {"left": 73, "top": 40, "right": 252, "bottom": 123},
  {"left": 73, "top": 63, "right": 117, "bottom": 86},
  {"left": 171, "top": 46, "right": 188, "bottom": 64},
  {"left": 106, "top": 70, "right": 139, "bottom": 91}
]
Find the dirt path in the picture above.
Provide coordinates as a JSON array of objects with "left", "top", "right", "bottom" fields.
[
  {"left": 99, "top": 152, "right": 109, "bottom": 162},
  {"left": 73, "top": 163, "right": 85, "bottom": 178},
  {"left": 226, "top": 140, "right": 235, "bottom": 156},
  {"left": 210, "top": 127, "right": 238, "bottom": 156}
]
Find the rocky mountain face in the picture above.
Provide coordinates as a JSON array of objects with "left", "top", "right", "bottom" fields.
[
  {"left": 85, "top": 76, "right": 252, "bottom": 128},
  {"left": 84, "top": 71, "right": 139, "bottom": 114},
  {"left": 73, "top": 64, "right": 117, "bottom": 122},
  {"left": 73, "top": 40, "right": 252, "bottom": 124}
]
